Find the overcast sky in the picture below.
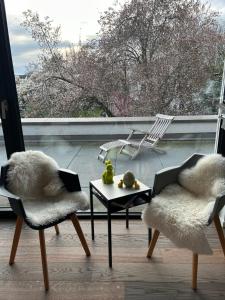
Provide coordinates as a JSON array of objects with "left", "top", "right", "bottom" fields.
[{"left": 4, "top": 0, "right": 225, "bottom": 74}]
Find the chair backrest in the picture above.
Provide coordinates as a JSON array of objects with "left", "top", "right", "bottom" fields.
[
  {"left": 4, "top": 151, "right": 81, "bottom": 198},
  {"left": 153, "top": 153, "right": 204, "bottom": 195},
  {"left": 5, "top": 150, "right": 62, "bottom": 198},
  {"left": 58, "top": 169, "right": 81, "bottom": 192},
  {"left": 1, "top": 164, "right": 9, "bottom": 188},
  {"left": 146, "top": 114, "right": 174, "bottom": 142},
  {"left": 153, "top": 153, "right": 225, "bottom": 198},
  {"left": 178, "top": 154, "right": 225, "bottom": 197}
]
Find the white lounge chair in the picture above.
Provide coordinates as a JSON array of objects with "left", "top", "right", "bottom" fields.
[{"left": 98, "top": 114, "right": 174, "bottom": 161}]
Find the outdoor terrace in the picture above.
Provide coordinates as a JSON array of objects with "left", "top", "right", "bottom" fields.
[{"left": 0, "top": 115, "right": 217, "bottom": 211}]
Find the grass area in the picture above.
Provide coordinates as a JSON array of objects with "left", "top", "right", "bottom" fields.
[{"left": 75, "top": 108, "right": 104, "bottom": 117}]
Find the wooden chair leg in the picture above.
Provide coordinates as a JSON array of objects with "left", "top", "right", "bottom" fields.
[
  {"left": 192, "top": 253, "right": 198, "bottom": 290},
  {"left": 147, "top": 229, "right": 160, "bottom": 258},
  {"left": 9, "top": 217, "right": 23, "bottom": 265},
  {"left": 54, "top": 224, "right": 60, "bottom": 235},
  {"left": 214, "top": 215, "right": 225, "bottom": 257},
  {"left": 70, "top": 214, "right": 91, "bottom": 256},
  {"left": 39, "top": 230, "right": 49, "bottom": 291}
]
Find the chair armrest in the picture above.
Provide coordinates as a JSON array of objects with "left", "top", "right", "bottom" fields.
[
  {"left": 128, "top": 128, "right": 149, "bottom": 135},
  {"left": 126, "top": 128, "right": 149, "bottom": 141},
  {"left": 207, "top": 195, "right": 225, "bottom": 225},
  {"left": 0, "top": 185, "right": 20, "bottom": 199},
  {"left": 58, "top": 169, "right": 81, "bottom": 192},
  {"left": 153, "top": 166, "right": 181, "bottom": 195},
  {"left": 8, "top": 198, "right": 26, "bottom": 219},
  {"left": 0, "top": 185, "right": 26, "bottom": 219}
]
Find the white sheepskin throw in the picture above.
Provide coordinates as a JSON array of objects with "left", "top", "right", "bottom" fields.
[
  {"left": 7, "top": 150, "right": 63, "bottom": 198},
  {"left": 6, "top": 150, "right": 89, "bottom": 226},
  {"left": 142, "top": 154, "right": 225, "bottom": 255}
]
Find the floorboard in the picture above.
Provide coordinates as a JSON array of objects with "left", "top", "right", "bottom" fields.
[{"left": 0, "top": 219, "right": 224, "bottom": 299}]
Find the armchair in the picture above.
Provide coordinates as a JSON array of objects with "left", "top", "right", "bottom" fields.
[
  {"left": 142, "top": 153, "right": 225, "bottom": 289},
  {"left": 0, "top": 150, "right": 90, "bottom": 291}
]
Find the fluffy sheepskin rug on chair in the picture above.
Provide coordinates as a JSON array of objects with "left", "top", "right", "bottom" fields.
[
  {"left": 6, "top": 150, "right": 89, "bottom": 226},
  {"left": 7, "top": 150, "right": 64, "bottom": 198},
  {"left": 142, "top": 154, "right": 225, "bottom": 255}
]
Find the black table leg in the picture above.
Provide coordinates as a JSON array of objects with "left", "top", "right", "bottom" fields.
[
  {"left": 107, "top": 207, "right": 112, "bottom": 268},
  {"left": 148, "top": 227, "right": 152, "bottom": 245},
  {"left": 147, "top": 190, "right": 152, "bottom": 244},
  {"left": 90, "top": 184, "right": 94, "bottom": 240},
  {"left": 126, "top": 208, "right": 129, "bottom": 229}
]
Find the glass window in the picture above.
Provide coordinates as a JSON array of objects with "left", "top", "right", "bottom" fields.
[{"left": 3, "top": 0, "right": 225, "bottom": 212}]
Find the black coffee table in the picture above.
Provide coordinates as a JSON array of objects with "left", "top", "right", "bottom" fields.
[{"left": 90, "top": 174, "right": 151, "bottom": 267}]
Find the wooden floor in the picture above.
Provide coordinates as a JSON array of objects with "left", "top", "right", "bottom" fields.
[{"left": 0, "top": 219, "right": 224, "bottom": 300}]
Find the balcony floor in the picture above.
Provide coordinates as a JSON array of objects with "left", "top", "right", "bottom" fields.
[
  {"left": 0, "top": 219, "right": 224, "bottom": 299},
  {"left": 0, "top": 139, "right": 214, "bottom": 210}
]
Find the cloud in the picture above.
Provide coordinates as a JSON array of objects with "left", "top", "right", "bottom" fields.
[
  {"left": 212, "top": 0, "right": 225, "bottom": 8},
  {"left": 5, "top": 0, "right": 225, "bottom": 74},
  {"left": 6, "top": 15, "right": 40, "bottom": 74},
  {"left": 6, "top": 15, "right": 72, "bottom": 74},
  {"left": 5, "top": 0, "right": 121, "bottom": 43},
  {"left": 203, "top": 0, "right": 225, "bottom": 15}
]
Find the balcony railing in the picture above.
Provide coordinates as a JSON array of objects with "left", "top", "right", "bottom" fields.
[{"left": 0, "top": 115, "right": 218, "bottom": 142}]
